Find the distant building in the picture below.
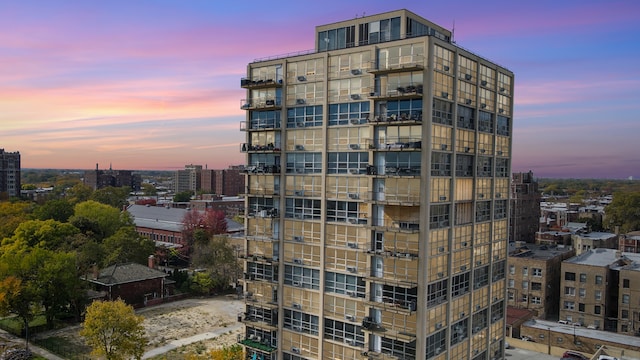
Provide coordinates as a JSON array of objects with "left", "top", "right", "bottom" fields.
[
  {"left": 508, "top": 242, "right": 575, "bottom": 319},
  {"left": 618, "top": 231, "right": 640, "bottom": 253},
  {"left": 0, "top": 148, "right": 21, "bottom": 198},
  {"left": 83, "top": 163, "right": 141, "bottom": 191},
  {"left": 571, "top": 231, "right": 617, "bottom": 255},
  {"left": 189, "top": 194, "right": 244, "bottom": 218},
  {"left": 174, "top": 164, "right": 202, "bottom": 193},
  {"left": 201, "top": 166, "right": 245, "bottom": 196},
  {"left": 510, "top": 171, "right": 540, "bottom": 242}
]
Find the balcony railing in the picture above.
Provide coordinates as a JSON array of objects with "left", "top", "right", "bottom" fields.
[
  {"left": 241, "top": 77, "right": 283, "bottom": 89},
  {"left": 367, "top": 55, "right": 425, "bottom": 73},
  {"left": 368, "top": 84, "right": 424, "bottom": 100},
  {"left": 242, "top": 164, "right": 281, "bottom": 174},
  {"left": 240, "top": 97, "right": 282, "bottom": 110},
  {"left": 370, "top": 218, "right": 421, "bottom": 233},
  {"left": 371, "top": 137, "right": 422, "bottom": 151},
  {"left": 240, "top": 143, "right": 281, "bottom": 153},
  {"left": 367, "top": 191, "right": 421, "bottom": 206},
  {"left": 240, "top": 120, "right": 281, "bottom": 131},
  {"left": 237, "top": 335, "right": 277, "bottom": 354}
]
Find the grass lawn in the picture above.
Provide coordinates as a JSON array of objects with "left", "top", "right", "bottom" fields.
[{"left": 33, "top": 336, "right": 92, "bottom": 360}]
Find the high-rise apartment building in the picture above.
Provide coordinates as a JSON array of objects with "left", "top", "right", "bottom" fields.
[
  {"left": 509, "top": 171, "right": 540, "bottom": 243},
  {"left": 201, "top": 166, "right": 245, "bottom": 196},
  {"left": 0, "top": 148, "right": 21, "bottom": 198},
  {"left": 174, "top": 164, "right": 202, "bottom": 194},
  {"left": 238, "top": 9, "right": 513, "bottom": 360}
]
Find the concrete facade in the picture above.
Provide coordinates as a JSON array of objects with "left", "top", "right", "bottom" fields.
[
  {"left": 0, "top": 148, "right": 21, "bottom": 198},
  {"left": 509, "top": 171, "right": 540, "bottom": 243}
]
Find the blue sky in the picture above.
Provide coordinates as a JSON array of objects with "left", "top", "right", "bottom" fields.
[{"left": 1, "top": 0, "right": 639, "bottom": 178}]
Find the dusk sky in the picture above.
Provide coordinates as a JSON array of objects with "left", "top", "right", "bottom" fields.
[{"left": 2, "top": 0, "right": 639, "bottom": 178}]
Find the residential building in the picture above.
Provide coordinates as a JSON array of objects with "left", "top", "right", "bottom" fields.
[
  {"left": 201, "top": 166, "right": 245, "bottom": 196},
  {"left": 509, "top": 171, "right": 540, "bottom": 243},
  {"left": 83, "top": 163, "right": 141, "bottom": 191},
  {"left": 571, "top": 231, "right": 617, "bottom": 255},
  {"left": 174, "top": 164, "right": 202, "bottom": 193},
  {"left": 507, "top": 243, "right": 575, "bottom": 319},
  {"left": 238, "top": 9, "right": 513, "bottom": 360},
  {"left": 618, "top": 231, "right": 640, "bottom": 253},
  {"left": 0, "top": 148, "right": 21, "bottom": 198}
]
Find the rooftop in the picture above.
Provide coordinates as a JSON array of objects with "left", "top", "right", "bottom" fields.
[
  {"left": 509, "top": 243, "right": 573, "bottom": 260},
  {"left": 525, "top": 319, "right": 640, "bottom": 348},
  {"left": 566, "top": 248, "right": 640, "bottom": 270},
  {"left": 90, "top": 262, "right": 167, "bottom": 286}
]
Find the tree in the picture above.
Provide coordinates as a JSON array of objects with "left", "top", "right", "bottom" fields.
[
  {"left": 2, "top": 219, "right": 79, "bottom": 252},
  {"left": 185, "top": 344, "right": 244, "bottom": 360},
  {"left": 102, "top": 227, "right": 156, "bottom": 267},
  {"left": 80, "top": 299, "right": 148, "bottom": 360},
  {"left": 173, "top": 191, "right": 193, "bottom": 203},
  {"left": 91, "top": 186, "right": 131, "bottom": 209},
  {"left": 191, "top": 236, "right": 240, "bottom": 291},
  {"left": 70, "top": 200, "right": 131, "bottom": 240},
  {"left": 36, "top": 251, "right": 85, "bottom": 328},
  {"left": 141, "top": 183, "right": 157, "bottom": 196},
  {"left": 0, "top": 201, "right": 34, "bottom": 240},
  {"left": 33, "top": 199, "right": 74, "bottom": 222},
  {"left": 604, "top": 191, "right": 640, "bottom": 233},
  {"left": 65, "top": 183, "right": 93, "bottom": 204}
]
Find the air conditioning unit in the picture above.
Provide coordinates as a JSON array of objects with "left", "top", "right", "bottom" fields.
[
  {"left": 480, "top": 148, "right": 486, "bottom": 153},
  {"left": 350, "top": 118, "right": 359, "bottom": 125},
  {"left": 249, "top": 334, "right": 256, "bottom": 340},
  {"left": 465, "top": 74, "right": 472, "bottom": 81},
  {"left": 294, "top": 213, "right": 303, "bottom": 218},
  {"left": 349, "top": 143, "right": 360, "bottom": 150},
  {"left": 435, "top": 347, "right": 442, "bottom": 355},
  {"left": 476, "top": 304, "right": 481, "bottom": 310},
  {"left": 351, "top": 69, "right": 361, "bottom": 75},
  {"left": 460, "top": 265, "right": 467, "bottom": 271},
  {"left": 441, "top": 144, "right": 448, "bottom": 150},
  {"left": 294, "top": 190, "right": 304, "bottom": 196},
  {"left": 499, "top": 87, "right": 506, "bottom": 93},
  {"left": 346, "top": 290, "right": 357, "bottom": 297},
  {"left": 474, "top": 326, "right": 481, "bottom": 333},
  {"left": 477, "top": 260, "right": 482, "bottom": 265},
  {"left": 441, "top": 91, "right": 449, "bottom": 98},
  {"left": 348, "top": 168, "right": 360, "bottom": 174},
  {"left": 464, "top": 146, "right": 471, "bottom": 153},
  {"left": 345, "top": 339, "right": 356, "bottom": 346},
  {"left": 293, "top": 235, "right": 304, "bottom": 242},
  {"left": 436, "top": 322, "right": 442, "bottom": 329},
  {"left": 439, "top": 195, "right": 447, "bottom": 201},
  {"left": 345, "top": 314, "right": 356, "bottom": 321},
  {"left": 437, "top": 272, "right": 444, "bottom": 278},
  {"left": 293, "top": 258, "right": 303, "bottom": 264},
  {"left": 462, "top": 242, "right": 467, "bottom": 247},
  {"left": 481, "top": 103, "right": 487, "bottom": 108},
  {"left": 292, "top": 302, "right": 302, "bottom": 309},
  {"left": 348, "top": 218, "right": 358, "bottom": 224},
  {"left": 478, "top": 193, "right": 484, "bottom": 199},
  {"left": 438, "top": 246, "right": 445, "bottom": 252},
  {"left": 291, "top": 346, "right": 301, "bottom": 353},
  {"left": 481, "top": 80, "right": 487, "bottom": 86},
  {"left": 347, "top": 242, "right": 358, "bottom": 249},
  {"left": 499, "top": 108, "right": 504, "bottom": 113},
  {"left": 297, "top": 75, "right": 306, "bottom": 81},
  {"left": 295, "top": 144, "right": 304, "bottom": 150},
  {"left": 443, "top": 65, "right": 450, "bottom": 71},
  {"left": 496, "top": 192, "right": 502, "bottom": 198},
  {"left": 350, "top": 94, "right": 361, "bottom": 100},
  {"left": 347, "top": 266, "right": 357, "bottom": 273},
  {"left": 292, "top": 281, "right": 301, "bottom": 287},
  {"left": 296, "top": 98, "right": 306, "bottom": 104},
  {"left": 369, "top": 92, "right": 378, "bottom": 97},
  {"left": 465, "top": 99, "right": 472, "bottom": 105},
  {"left": 255, "top": 336, "right": 261, "bottom": 342},
  {"left": 348, "top": 192, "right": 359, "bottom": 199}
]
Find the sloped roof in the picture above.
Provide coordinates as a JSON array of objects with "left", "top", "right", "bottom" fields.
[
  {"left": 126, "top": 204, "right": 243, "bottom": 233},
  {"left": 90, "top": 262, "right": 167, "bottom": 286}
]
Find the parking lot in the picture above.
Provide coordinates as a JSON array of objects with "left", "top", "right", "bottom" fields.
[{"left": 506, "top": 347, "right": 559, "bottom": 360}]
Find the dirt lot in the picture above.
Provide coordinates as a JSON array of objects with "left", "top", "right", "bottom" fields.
[{"left": 32, "top": 295, "right": 245, "bottom": 358}]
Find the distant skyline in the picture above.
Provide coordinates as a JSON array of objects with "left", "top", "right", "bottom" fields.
[{"left": 2, "top": 0, "right": 639, "bottom": 178}]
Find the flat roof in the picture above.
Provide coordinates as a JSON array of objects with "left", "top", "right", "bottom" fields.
[{"left": 525, "top": 319, "right": 640, "bottom": 348}]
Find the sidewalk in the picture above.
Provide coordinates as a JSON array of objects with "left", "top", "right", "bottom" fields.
[{"left": 142, "top": 322, "right": 243, "bottom": 359}]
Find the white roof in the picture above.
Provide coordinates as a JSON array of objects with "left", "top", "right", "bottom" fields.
[{"left": 525, "top": 319, "right": 640, "bottom": 348}]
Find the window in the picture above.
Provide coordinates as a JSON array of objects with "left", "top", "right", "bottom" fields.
[
  {"left": 579, "top": 288, "right": 586, "bottom": 298},
  {"left": 430, "top": 204, "right": 450, "bottom": 229},
  {"left": 495, "top": 158, "right": 509, "bottom": 177},
  {"left": 427, "top": 279, "right": 448, "bottom": 307},
  {"left": 522, "top": 281, "right": 528, "bottom": 290},
  {"left": 287, "top": 105, "right": 323, "bottom": 128},
  {"left": 426, "top": 329, "right": 447, "bottom": 358},
  {"left": 472, "top": 309, "right": 487, "bottom": 332},
  {"left": 285, "top": 198, "right": 321, "bottom": 220},
  {"left": 478, "top": 111, "right": 493, "bottom": 133},
  {"left": 509, "top": 265, "right": 515, "bottom": 275},
  {"left": 285, "top": 265, "right": 320, "bottom": 290},
  {"left": 452, "top": 272, "right": 470, "bottom": 297},
  {"left": 565, "top": 272, "right": 576, "bottom": 281},
  {"left": 531, "top": 296, "right": 541, "bottom": 305},
  {"left": 284, "top": 309, "right": 319, "bottom": 335},
  {"left": 432, "top": 98, "right": 452, "bottom": 125},
  {"left": 474, "top": 265, "right": 489, "bottom": 288},
  {"left": 532, "top": 268, "right": 542, "bottom": 277},
  {"left": 450, "top": 318, "right": 468, "bottom": 345},
  {"left": 328, "top": 102, "right": 370, "bottom": 126},
  {"left": 531, "top": 282, "right": 542, "bottom": 291},
  {"left": 494, "top": 200, "right": 507, "bottom": 220},
  {"left": 595, "top": 290, "right": 602, "bottom": 301},
  {"left": 381, "top": 338, "right": 416, "bottom": 359},
  {"left": 286, "top": 152, "right": 322, "bottom": 174},
  {"left": 496, "top": 115, "right": 510, "bottom": 136},
  {"left": 327, "top": 152, "right": 368, "bottom": 174},
  {"left": 623, "top": 278, "right": 630, "bottom": 288},
  {"left": 431, "top": 152, "right": 451, "bottom": 176},
  {"left": 595, "top": 275, "right": 603, "bottom": 285},
  {"left": 455, "top": 154, "right": 474, "bottom": 177},
  {"left": 594, "top": 305, "right": 601, "bottom": 315},
  {"left": 622, "top": 294, "right": 630, "bottom": 304},
  {"left": 579, "top": 273, "right": 586, "bottom": 283},
  {"left": 508, "top": 279, "right": 514, "bottom": 288},
  {"left": 564, "top": 301, "right": 575, "bottom": 310},
  {"left": 457, "top": 105, "right": 475, "bottom": 130},
  {"left": 522, "top": 267, "right": 528, "bottom": 276},
  {"left": 324, "top": 318, "right": 365, "bottom": 346},
  {"left": 476, "top": 201, "right": 491, "bottom": 222},
  {"left": 325, "top": 272, "right": 365, "bottom": 297},
  {"left": 622, "top": 309, "right": 629, "bottom": 319},
  {"left": 565, "top": 287, "right": 575, "bottom": 296},
  {"left": 386, "top": 98, "right": 423, "bottom": 121},
  {"left": 578, "top": 303, "right": 585, "bottom": 312},
  {"left": 492, "top": 260, "right": 505, "bottom": 282}
]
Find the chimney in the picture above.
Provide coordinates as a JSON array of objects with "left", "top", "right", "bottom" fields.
[{"left": 148, "top": 255, "right": 155, "bottom": 269}]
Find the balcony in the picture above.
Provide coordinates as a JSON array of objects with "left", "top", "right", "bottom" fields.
[
  {"left": 240, "top": 97, "right": 282, "bottom": 110},
  {"left": 368, "top": 84, "right": 423, "bottom": 100},
  {"left": 369, "top": 111, "right": 423, "bottom": 123},
  {"left": 240, "top": 119, "right": 281, "bottom": 132},
  {"left": 247, "top": 207, "right": 279, "bottom": 219},
  {"left": 367, "top": 55, "right": 425, "bottom": 74},
  {"left": 242, "top": 164, "right": 281, "bottom": 174},
  {"left": 371, "top": 137, "right": 422, "bottom": 152},
  {"left": 238, "top": 311, "right": 278, "bottom": 330},
  {"left": 365, "top": 294, "right": 418, "bottom": 314},
  {"left": 370, "top": 218, "right": 421, "bottom": 233},
  {"left": 240, "top": 143, "right": 281, "bottom": 153},
  {"left": 367, "top": 191, "right": 420, "bottom": 206},
  {"left": 237, "top": 334, "right": 277, "bottom": 354},
  {"left": 241, "top": 77, "right": 283, "bottom": 89}
]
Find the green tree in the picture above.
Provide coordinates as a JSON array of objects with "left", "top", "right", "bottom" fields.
[
  {"left": 189, "top": 271, "right": 214, "bottom": 295},
  {"left": 65, "top": 183, "right": 94, "bottom": 204},
  {"left": 70, "top": 200, "right": 130, "bottom": 240},
  {"left": 33, "top": 198, "right": 74, "bottom": 222},
  {"left": 80, "top": 299, "right": 148, "bottom": 360},
  {"left": 0, "top": 201, "right": 34, "bottom": 240},
  {"left": 173, "top": 191, "right": 193, "bottom": 203},
  {"left": 141, "top": 183, "right": 158, "bottom": 196},
  {"left": 191, "top": 236, "right": 240, "bottom": 291},
  {"left": 102, "top": 227, "right": 156, "bottom": 267},
  {"left": 604, "top": 191, "right": 640, "bottom": 233},
  {"left": 91, "top": 186, "right": 131, "bottom": 209},
  {"left": 1, "top": 219, "right": 79, "bottom": 252}
]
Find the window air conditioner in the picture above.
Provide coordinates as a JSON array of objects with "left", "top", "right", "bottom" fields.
[
  {"left": 481, "top": 103, "right": 487, "bottom": 108},
  {"left": 292, "top": 303, "right": 301, "bottom": 309},
  {"left": 460, "top": 265, "right": 467, "bottom": 271},
  {"left": 443, "top": 65, "right": 450, "bottom": 71},
  {"left": 499, "top": 108, "right": 504, "bottom": 113},
  {"left": 292, "top": 281, "right": 301, "bottom": 287},
  {"left": 441, "top": 91, "right": 449, "bottom": 98},
  {"left": 350, "top": 118, "right": 359, "bottom": 125},
  {"left": 349, "top": 143, "right": 360, "bottom": 150},
  {"left": 345, "top": 339, "right": 356, "bottom": 346},
  {"left": 350, "top": 69, "right": 361, "bottom": 75},
  {"left": 350, "top": 94, "right": 361, "bottom": 100},
  {"left": 499, "top": 87, "right": 505, "bottom": 92},
  {"left": 297, "top": 75, "right": 306, "bottom": 81},
  {"left": 294, "top": 190, "right": 304, "bottom": 196},
  {"left": 293, "top": 258, "right": 303, "bottom": 264},
  {"left": 439, "top": 195, "right": 447, "bottom": 201},
  {"left": 464, "top": 147, "right": 470, "bottom": 153},
  {"left": 465, "top": 99, "right": 472, "bottom": 105},
  {"left": 347, "top": 266, "right": 357, "bottom": 273},
  {"left": 438, "top": 246, "right": 445, "bottom": 252},
  {"left": 481, "top": 80, "right": 487, "bottom": 86},
  {"left": 295, "top": 144, "right": 304, "bottom": 150},
  {"left": 441, "top": 144, "right": 448, "bottom": 150},
  {"left": 465, "top": 74, "right": 472, "bottom": 81},
  {"left": 347, "top": 242, "right": 358, "bottom": 249},
  {"left": 348, "top": 192, "right": 359, "bottom": 199},
  {"left": 346, "top": 290, "right": 357, "bottom": 297},
  {"left": 436, "top": 323, "right": 442, "bottom": 329},
  {"left": 293, "top": 235, "right": 304, "bottom": 242},
  {"left": 291, "top": 346, "right": 301, "bottom": 353},
  {"left": 345, "top": 314, "right": 356, "bottom": 321},
  {"left": 296, "top": 98, "right": 306, "bottom": 104},
  {"left": 348, "top": 168, "right": 360, "bottom": 174}
]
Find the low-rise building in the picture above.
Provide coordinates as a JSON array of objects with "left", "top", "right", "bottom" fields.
[
  {"left": 619, "top": 231, "right": 640, "bottom": 253},
  {"left": 572, "top": 231, "right": 617, "bottom": 255}
]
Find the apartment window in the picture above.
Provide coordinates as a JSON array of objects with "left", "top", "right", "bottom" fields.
[
  {"left": 623, "top": 279, "right": 630, "bottom": 288},
  {"left": 579, "top": 273, "right": 586, "bottom": 282},
  {"left": 431, "top": 152, "right": 451, "bottom": 176},
  {"left": 324, "top": 271, "right": 365, "bottom": 297},
  {"left": 531, "top": 296, "right": 541, "bottom": 305},
  {"left": 533, "top": 268, "right": 542, "bottom": 277},
  {"left": 492, "top": 260, "right": 506, "bottom": 282},
  {"left": 509, "top": 265, "right": 515, "bottom": 275},
  {"left": 427, "top": 279, "right": 448, "bottom": 307},
  {"left": 285, "top": 198, "right": 321, "bottom": 220},
  {"left": 495, "top": 158, "right": 509, "bottom": 177},
  {"left": 622, "top": 309, "right": 629, "bottom": 319},
  {"left": 324, "top": 318, "right": 365, "bottom": 346},
  {"left": 491, "top": 300, "right": 504, "bottom": 323},
  {"left": 457, "top": 105, "right": 475, "bottom": 130},
  {"left": 430, "top": 204, "right": 450, "bottom": 229},
  {"left": 284, "top": 265, "right": 320, "bottom": 290},
  {"left": 579, "top": 288, "right": 586, "bottom": 298},
  {"left": 494, "top": 201, "right": 507, "bottom": 221},
  {"left": 565, "top": 272, "right": 576, "bottom": 281},
  {"left": 433, "top": 98, "right": 453, "bottom": 125},
  {"left": 478, "top": 111, "right": 493, "bottom": 133},
  {"left": 564, "top": 301, "right": 575, "bottom": 310},
  {"left": 476, "top": 201, "right": 491, "bottom": 222},
  {"left": 326, "top": 201, "right": 361, "bottom": 223},
  {"left": 474, "top": 265, "right": 489, "bottom": 288},
  {"left": 522, "top": 281, "right": 529, "bottom": 290},
  {"left": 508, "top": 279, "right": 514, "bottom": 288},
  {"left": 384, "top": 152, "right": 421, "bottom": 175},
  {"left": 507, "top": 291, "right": 514, "bottom": 301},
  {"left": 450, "top": 318, "right": 468, "bottom": 345},
  {"left": 476, "top": 156, "right": 493, "bottom": 177},
  {"left": 595, "top": 290, "right": 602, "bottom": 301},
  {"left": 426, "top": 329, "right": 447, "bottom": 358},
  {"left": 595, "top": 275, "right": 603, "bottom": 285},
  {"left": 247, "top": 262, "right": 276, "bottom": 282},
  {"left": 452, "top": 272, "right": 470, "bottom": 297},
  {"left": 472, "top": 309, "right": 487, "bottom": 333},
  {"left": 455, "top": 154, "right": 474, "bottom": 177},
  {"left": 521, "top": 294, "right": 528, "bottom": 303},
  {"left": 594, "top": 305, "right": 601, "bottom": 315},
  {"left": 496, "top": 115, "right": 510, "bottom": 136},
  {"left": 284, "top": 309, "right": 319, "bottom": 335},
  {"left": 328, "top": 102, "right": 370, "bottom": 126},
  {"left": 327, "top": 152, "right": 368, "bottom": 174},
  {"left": 381, "top": 338, "right": 416, "bottom": 359},
  {"left": 386, "top": 98, "right": 423, "bottom": 121},
  {"left": 360, "top": 17, "right": 401, "bottom": 44},
  {"left": 622, "top": 294, "right": 630, "bottom": 304},
  {"left": 286, "top": 153, "right": 322, "bottom": 174},
  {"left": 531, "top": 282, "right": 542, "bottom": 291},
  {"left": 250, "top": 110, "right": 281, "bottom": 129},
  {"left": 318, "top": 25, "right": 356, "bottom": 50},
  {"left": 286, "top": 105, "right": 323, "bottom": 128},
  {"left": 565, "top": 287, "right": 575, "bottom": 296},
  {"left": 522, "top": 267, "right": 528, "bottom": 276},
  {"left": 578, "top": 303, "right": 585, "bottom": 312}
]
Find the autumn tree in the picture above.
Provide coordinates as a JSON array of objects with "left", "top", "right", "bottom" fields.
[
  {"left": 185, "top": 344, "right": 243, "bottom": 360},
  {"left": 604, "top": 191, "right": 640, "bottom": 233},
  {"left": 102, "top": 227, "right": 156, "bottom": 267},
  {"left": 65, "top": 183, "right": 94, "bottom": 204},
  {"left": 91, "top": 186, "right": 131, "bottom": 209},
  {"left": 0, "top": 201, "right": 34, "bottom": 240},
  {"left": 191, "top": 236, "right": 240, "bottom": 291},
  {"left": 33, "top": 198, "right": 74, "bottom": 222},
  {"left": 70, "top": 200, "right": 131, "bottom": 240},
  {"left": 1, "top": 219, "right": 79, "bottom": 252},
  {"left": 181, "top": 209, "right": 228, "bottom": 260},
  {"left": 80, "top": 299, "right": 148, "bottom": 360}
]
